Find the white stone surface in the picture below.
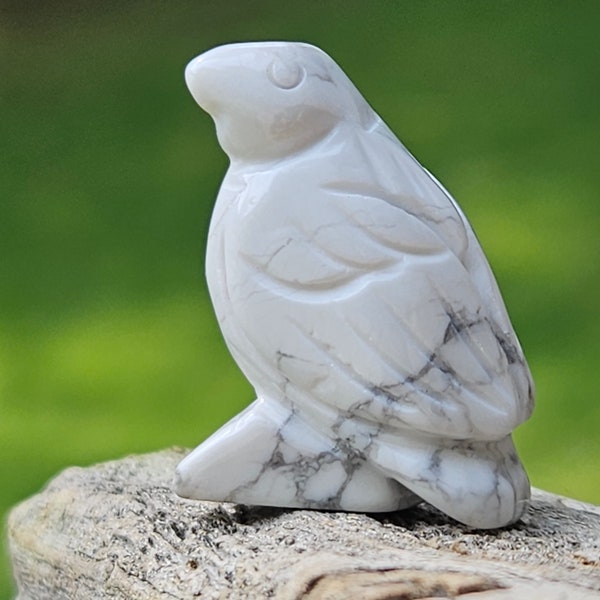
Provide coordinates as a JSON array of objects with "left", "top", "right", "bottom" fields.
[{"left": 176, "top": 41, "right": 535, "bottom": 528}]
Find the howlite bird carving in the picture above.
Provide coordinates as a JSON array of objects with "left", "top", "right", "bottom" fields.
[{"left": 175, "top": 41, "right": 535, "bottom": 529}]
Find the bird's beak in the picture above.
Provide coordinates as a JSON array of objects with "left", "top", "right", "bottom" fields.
[
  {"left": 185, "top": 44, "right": 261, "bottom": 115},
  {"left": 185, "top": 51, "right": 222, "bottom": 114},
  {"left": 186, "top": 42, "right": 293, "bottom": 116}
]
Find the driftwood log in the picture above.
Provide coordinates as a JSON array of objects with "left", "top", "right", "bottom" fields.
[{"left": 7, "top": 448, "right": 600, "bottom": 599}]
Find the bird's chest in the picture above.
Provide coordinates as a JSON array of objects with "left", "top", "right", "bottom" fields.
[
  {"left": 205, "top": 167, "right": 330, "bottom": 379},
  {"left": 209, "top": 167, "right": 347, "bottom": 300}
]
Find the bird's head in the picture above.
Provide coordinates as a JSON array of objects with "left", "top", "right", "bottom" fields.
[{"left": 185, "top": 41, "right": 376, "bottom": 163}]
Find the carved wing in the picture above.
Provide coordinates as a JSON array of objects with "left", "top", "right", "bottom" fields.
[{"left": 228, "top": 128, "right": 533, "bottom": 442}]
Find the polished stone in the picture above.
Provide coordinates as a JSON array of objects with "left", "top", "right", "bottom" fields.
[{"left": 175, "top": 42, "right": 535, "bottom": 529}]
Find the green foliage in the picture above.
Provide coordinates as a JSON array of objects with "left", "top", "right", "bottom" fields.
[{"left": 2, "top": 1, "right": 599, "bottom": 596}]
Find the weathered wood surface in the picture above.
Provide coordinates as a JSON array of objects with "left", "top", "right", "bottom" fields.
[{"left": 7, "top": 448, "right": 600, "bottom": 599}]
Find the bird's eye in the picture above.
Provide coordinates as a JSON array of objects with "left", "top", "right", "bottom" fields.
[{"left": 267, "top": 58, "right": 305, "bottom": 90}]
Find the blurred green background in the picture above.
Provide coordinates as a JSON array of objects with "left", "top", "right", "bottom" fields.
[{"left": 1, "top": 1, "right": 599, "bottom": 596}]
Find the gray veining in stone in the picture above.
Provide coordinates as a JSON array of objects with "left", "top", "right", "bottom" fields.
[{"left": 175, "top": 41, "right": 535, "bottom": 529}]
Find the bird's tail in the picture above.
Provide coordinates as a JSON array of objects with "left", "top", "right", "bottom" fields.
[
  {"left": 368, "top": 433, "right": 530, "bottom": 528},
  {"left": 175, "top": 397, "right": 419, "bottom": 512}
]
